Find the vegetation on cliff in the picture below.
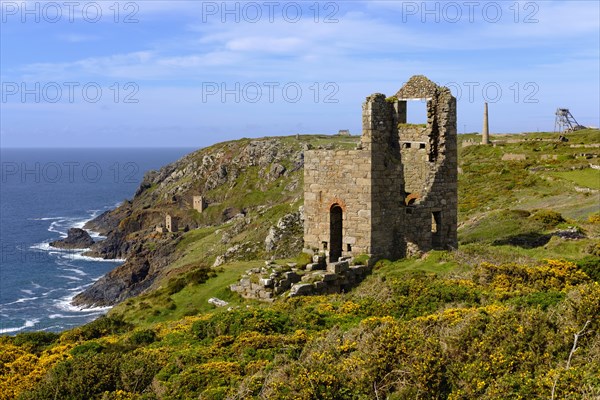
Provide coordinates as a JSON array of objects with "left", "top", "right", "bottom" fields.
[{"left": 2, "top": 129, "right": 599, "bottom": 399}]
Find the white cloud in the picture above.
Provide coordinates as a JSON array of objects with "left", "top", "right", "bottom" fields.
[
  {"left": 226, "top": 36, "right": 305, "bottom": 53},
  {"left": 57, "top": 34, "right": 99, "bottom": 43}
]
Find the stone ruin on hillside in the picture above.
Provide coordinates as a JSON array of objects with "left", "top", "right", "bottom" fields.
[
  {"left": 303, "top": 75, "right": 458, "bottom": 262},
  {"left": 230, "top": 75, "right": 458, "bottom": 301}
]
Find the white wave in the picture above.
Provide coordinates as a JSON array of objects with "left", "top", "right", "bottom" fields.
[
  {"left": 20, "top": 289, "right": 35, "bottom": 295},
  {"left": 65, "top": 282, "right": 94, "bottom": 292},
  {"left": 61, "top": 268, "right": 87, "bottom": 276},
  {"left": 0, "top": 319, "right": 40, "bottom": 334},
  {"left": 57, "top": 275, "right": 82, "bottom": 281},
  {"left": 2, "top": 296, "right": 39, "bottom": 306},
  {"left": 57, "top": 248, "right": 91, "bottom": 256},
  {"left": 48, "top": 220, "right": 68, "bottom": 238},
  {"left": 30, "top": 242, "right": 124, "bottom": 263},
  {"left": 72, "top": 221, "right": 86, "bottom": 229},
  {"left": 29, "top": 217, "right": 65, "bottom": 221},
  {"left": 30, "top": 242, "right": 52, "bottom": 251},
  {"left": 89, "top": 231, "right": 106, "bottom": 240},
  {"left": 48, "top": 313, "right": 83, "bottom": 319},
  {"left": 55, "top": 293, "right": 112, "bottom": 313},
  {"left": 68, "top": 253, "right": 125, "bottom": 263}
]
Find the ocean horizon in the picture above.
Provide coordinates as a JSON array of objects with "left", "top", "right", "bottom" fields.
[{"left": 0, "top": 147, "right": 195, "bottom": 334}]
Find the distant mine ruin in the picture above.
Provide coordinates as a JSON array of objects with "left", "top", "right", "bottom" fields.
[{"left": 555, "top": 108, "right": 586, "bottom": 133}]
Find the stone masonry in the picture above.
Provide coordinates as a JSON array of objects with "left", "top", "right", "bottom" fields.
[
  {"left": 192, "top": 195, "right": 207, "bottom": 213},
  {"left": 165, "top": 214, "right": 178, "bottom": 233},
  {"left": 303, "top": 75, "right": 458, "bottom": 262},
  {"left": 230, "top": 258, "right": 371, "bottom": 300}
]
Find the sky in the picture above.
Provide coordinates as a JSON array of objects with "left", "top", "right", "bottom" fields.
[{"left": 1, "top": 0, "right": 599, "bottom": 148}]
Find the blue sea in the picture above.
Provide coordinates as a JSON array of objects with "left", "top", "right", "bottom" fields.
[{"left": 0, "top": 148, "right": 194, "bottom": 334}]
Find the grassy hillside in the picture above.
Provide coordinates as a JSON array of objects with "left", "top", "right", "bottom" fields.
[{"left": 1, "top": 130, "right": 599, "bottom": 399}]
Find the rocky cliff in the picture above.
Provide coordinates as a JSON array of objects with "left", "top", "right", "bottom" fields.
[
  {"left": 50, "top": 228, "right": 94, "bottom": 249},
  {"left": 73, "top": 135, "right": 359, "bottom": 307}
]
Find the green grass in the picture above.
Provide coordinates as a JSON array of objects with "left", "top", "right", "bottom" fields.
[
  {"left": 549, "top": 169, "right": 600, "bottom": 189},
  {"left": 110, "top": 130, "right": 600, "bottom": 330},
  {"left": 111, "top": 261, "right": 259, "bottom": 327},
  {"left": 374, "top": 251, "right": 459, "bottom": 277},
  {"left": 459, "top": 209, "right": 545, "bottom": 245}
]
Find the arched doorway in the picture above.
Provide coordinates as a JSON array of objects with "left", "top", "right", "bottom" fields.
[{"left": 329, "top": 205, "right": 343, "bottom": 262}]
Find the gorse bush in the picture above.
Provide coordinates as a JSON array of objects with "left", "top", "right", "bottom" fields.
[
  {"left": 530, "top": 209, "right": 566, "bottom": 227},
  {"left": 61, "top": 315, "right": 132, "bottom": 342},
  {"left": 128, "top": 329, "right": 157, "bottom": 346},
  {"left": 5, "top": 260, "right": 599, "bottom": 400},
  {"left": 192, "top": 308, "right": 292, "bottom": 340},
  {"left": 11, "top": 332, "right": 59, "bottom": 354}
]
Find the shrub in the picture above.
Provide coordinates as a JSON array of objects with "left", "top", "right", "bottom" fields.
[
  {"left": 530, "top": 210, "right": 565, "bottom": 227},
  {"left": 587, "top": 242, "right": 600, "bottom": 257},
  {"left": 119, "top": 351, "right": 163, "bottom": 393},
  {"left": 128, "top": 329, "right": 157, "bottom": 346},
  {"left": 184, "top": 266, "right": 211, "bottom": 285},
  {"left": 191, "top": 308, "right": 292, "bottom": 340},
  {"left": 577, "top": 256, "right": 600, "bottom": 282},
  {"left": 11, "top": 331, "right": 59, "bottom": 353},
  {"left": 508, "top": 290, "right": 565, "bottom": 310},
  {"left": 294, "top": 252, "right": 312, "bottom": 268},
  {"left": 70, "top": 341, "right": 105, "bottom": 356},
  {"left": 20, "top": 352, "right": 123, "bottom": 400},
  {"left": 72, "top": 316, "right": 132, "bottom": 341},
  {"left": 352, "top": 254, "right": 370, "bottom": 266},
  {"left": 166, "top": 277, "right": 187, "bottom": 295},
  {"left": 588, "top": 212, "right": 600, "bottom": 224}
]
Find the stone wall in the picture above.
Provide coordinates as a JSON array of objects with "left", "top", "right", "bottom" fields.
[
  {"left": 303, "top": 149, "right": 372, "bottom": 257},
  {"left": 364, "top": 94, "right": 405, "bottom": 260},
  {"left": 230, "top": 259, "right": 371, "bottom": 300}
]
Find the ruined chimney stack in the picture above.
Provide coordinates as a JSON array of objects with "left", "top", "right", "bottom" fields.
[{"left": 482, "top": 102, "right": 490, "bottom": 145}]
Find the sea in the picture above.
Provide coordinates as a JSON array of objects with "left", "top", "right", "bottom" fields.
[{"left": 0, "top": 148, "right": 194, "bottom": 334}]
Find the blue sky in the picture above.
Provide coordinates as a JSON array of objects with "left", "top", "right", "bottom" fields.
[{"left": 1, "top": 0, "right": 599, "bottom": 147}]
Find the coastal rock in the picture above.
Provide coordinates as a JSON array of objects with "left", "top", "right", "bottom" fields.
[
  {"left": 264, "top": 209, "right": 304, "bottom": 256},
  {"left": 83, "top": 231, "right": 131, "bottom": 260},
  {"left": 72, "top": 257, "right": 151, "bottom": 307},
  {"left": 50, "top": 228, "right": 94, "bottom": 249},
  {"left": 73, "top": 235, "right": 180, "bottom": 307}
]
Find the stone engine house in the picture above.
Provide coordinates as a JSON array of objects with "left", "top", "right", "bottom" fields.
[{"left": 303, "top": 75, "right": 458, "bottom": 262}]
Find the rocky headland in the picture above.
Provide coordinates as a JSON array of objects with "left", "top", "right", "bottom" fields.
[
  {"left": 49, "top": 228, "right": 94, "bottom": 249},
  {"left": 71, "top": 136, "right": 353, "bottom": 307}
]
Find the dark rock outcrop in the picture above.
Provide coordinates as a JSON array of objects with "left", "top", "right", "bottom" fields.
[
  {"left": 83, "top": 231, "right": 131, "bottom": 260},
  {"left": 50, "top": 228, "right": 94, "bottom": 249},
  {"left": 73, "top": 237, "right": 180, "bottom": 307}
]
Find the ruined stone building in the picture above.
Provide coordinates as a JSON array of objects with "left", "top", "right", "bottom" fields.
[
  {"left": 303, "top": 75, "right": 458, "bottom": 262},
  {"left": 192, "top": 195, "right": 207, "bottom": 213},
  {"left": 165, "top": 214, "right": 178, "bottom": 233}
]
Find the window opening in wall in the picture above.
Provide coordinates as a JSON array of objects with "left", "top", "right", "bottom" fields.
[
  {"left": 406, "top": 99, "right": 428, "bottom": 125},
  {"left": 432, "top": 211, "right": 442, "bottom": 234}
]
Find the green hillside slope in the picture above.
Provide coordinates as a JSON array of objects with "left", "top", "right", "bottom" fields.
[{"left": 2, "top": 130, "right": 599, "bottom": 400}]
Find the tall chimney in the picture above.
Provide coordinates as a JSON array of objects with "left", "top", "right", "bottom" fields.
[{"left": 482, "top": 102, "right": 490, "bottom": 145}]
